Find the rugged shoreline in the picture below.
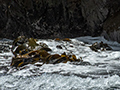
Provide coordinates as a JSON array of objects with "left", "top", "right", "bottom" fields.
[{"left": 0, "top": 0, "right": 120, "bottom": 42}]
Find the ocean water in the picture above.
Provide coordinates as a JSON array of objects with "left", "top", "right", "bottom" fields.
[{"left": 0, "top": 36, "right": 120, "bottom": 90}]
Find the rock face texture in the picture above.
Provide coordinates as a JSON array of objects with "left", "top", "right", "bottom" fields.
[
  {"left": 0, "top": 0, "right": 120, "bottom": 42},
  {"left": 81, "top": 0, "right": 108, "bottom": 36},
  {"left": 102, "top": 0, "right": 120, "bottom": 42},
  {"left": 0, "top": 0, "right": 86, "bottom": 39},
  {"left": 81, "top": 0, "right": 120, "bottom": 42}
]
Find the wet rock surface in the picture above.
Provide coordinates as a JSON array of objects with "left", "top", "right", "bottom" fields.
[
  {"left": 11, "top": 36, "right": 83, "bottom": 68},
  {"left": 89, "top": 41, "right": 112, "bottom": 52}
]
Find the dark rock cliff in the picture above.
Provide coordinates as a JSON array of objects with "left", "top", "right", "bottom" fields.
[
  {"left": 0, "top": 0, "right": 120, "bottom": 42},
  {"left": 81, "top": 0, "right": 120, "bottom": 42},
  {"left": 0, "top": 0, "right": 86, "bottom": 39},
  {"left": 102, "top": 0, "right": 120, "bottom": 42}
]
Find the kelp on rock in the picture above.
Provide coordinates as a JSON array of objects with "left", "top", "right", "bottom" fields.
[{"left": 11, "top": 36, "right": 83, "bottom": 67}]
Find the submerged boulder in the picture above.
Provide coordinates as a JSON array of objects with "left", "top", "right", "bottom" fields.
[{"left": 89, "top": 41, "right": 112, "bottom": 52}]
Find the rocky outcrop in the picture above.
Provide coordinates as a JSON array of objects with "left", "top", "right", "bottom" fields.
[
  {"left": 81, "top": 0, "right": 120, "bottom": 42},
  {"left": 102, "top": 11, "right": 120, "bottom": 42},
  {"left": 102, "top": 0, "right": 120, "bottom": 42},
  {"left": 0, "top": 0, "right": 120, "bottom": 42},
  {"left": 11, "top": 36, "right": 83, "bottom": 67},
  {"left": 81, "top": 0, "right": 108, "bottom": 36},
  {"left": 0, "top": 0, "right": 87, "bottom": 39}
]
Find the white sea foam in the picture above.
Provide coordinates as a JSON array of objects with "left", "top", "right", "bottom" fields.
[
  {"left": 0, "top": 36, "right": 120, "bottom": 90},
  {"left": 0, "top": 74, "right": 120, "bottom": 90}
]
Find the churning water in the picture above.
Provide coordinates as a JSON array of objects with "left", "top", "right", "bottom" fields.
[{"left": 0, "top": 36, "right": 120, "bottom": 90}]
